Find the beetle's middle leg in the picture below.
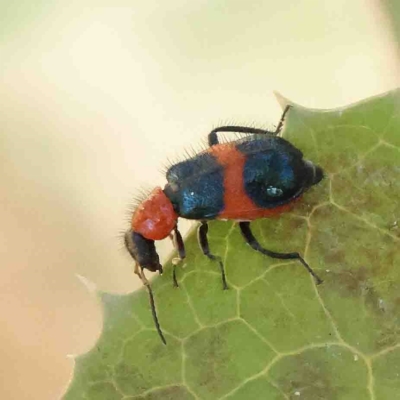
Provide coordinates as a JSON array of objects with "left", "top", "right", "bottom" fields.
[
  {"left": 239, "top": 221, "right": 323, "bottom": 285},
  {"left": 198, "top": 221, "right": 228, "bottom": 290},
  {"left": 170, "top": 226, "right": 186, "bottom": 287}
]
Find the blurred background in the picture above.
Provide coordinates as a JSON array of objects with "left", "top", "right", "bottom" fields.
[{"left": 0, "top": 0, "right": 399, "bottom": 398}]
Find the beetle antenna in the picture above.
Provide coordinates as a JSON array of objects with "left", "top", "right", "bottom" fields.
[
  {"left": 146, "top": 279, "right": 167, "bottom": 345},
  {"left": 135, "top": 264, "right": 167, "bottom": 345}
]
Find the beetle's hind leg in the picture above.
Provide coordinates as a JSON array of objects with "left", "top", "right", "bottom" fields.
[
  {"left": 170, "top": 226, "right": 186, "bottom": 287},
  {"left": 239, "top": 221, "right": 323, "bottom": 285},
  {"left": 207, "top": 105, "right": 291, "bottom": 146},
  {"left": 198, "top": 221, "right": 228, "bottom": 290}
]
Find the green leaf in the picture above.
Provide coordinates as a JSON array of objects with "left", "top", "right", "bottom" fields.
[{"left": 64, "top": 89, "right": 400, "bottom": 400}]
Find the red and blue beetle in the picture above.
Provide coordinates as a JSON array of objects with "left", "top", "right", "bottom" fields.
[{"left": 124, "top": 106, "right": 324, "bottom": 344}]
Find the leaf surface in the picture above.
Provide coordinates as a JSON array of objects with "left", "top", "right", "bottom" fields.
[{"left": 64, "top": 90, "right": 400, "bottom": 400}]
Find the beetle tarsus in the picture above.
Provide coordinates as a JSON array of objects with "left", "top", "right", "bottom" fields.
[
  {"left": 172, "top": 264, "right": 179, "bottom": 288},
  {"left": 274, "top": 105, "right": 291, "bottom": 135}
]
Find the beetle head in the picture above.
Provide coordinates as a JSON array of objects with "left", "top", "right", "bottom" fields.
[{"left": 124, "top": 230, "right": 163, "bottom": 273}]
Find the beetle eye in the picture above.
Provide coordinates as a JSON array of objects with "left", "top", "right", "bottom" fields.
[{"left": 266, "top": 186, "right": 283, "bottom": 197}]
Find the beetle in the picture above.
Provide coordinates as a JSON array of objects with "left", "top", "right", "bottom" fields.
[{"left": 124, "top": 106, "right": 324, "bottom": 344}]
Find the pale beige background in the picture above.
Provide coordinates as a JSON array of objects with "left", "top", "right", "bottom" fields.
[{"left": 0, "top": 0, "right": 399, "bottom": 399}]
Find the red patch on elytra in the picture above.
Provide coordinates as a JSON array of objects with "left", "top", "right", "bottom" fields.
[
  {"left": 209, "top": 144, "right": 299, "bottom": 220},
  {"left": 131, "top": 187, "right": 178, "bottom": 240}
]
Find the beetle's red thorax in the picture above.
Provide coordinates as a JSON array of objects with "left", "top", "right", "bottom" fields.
[
  {"left": 131, "top": 187, "right": 178, "bottom": 240},
  {"left": 208, "top": 144, "right": 298, "bottom": 220}
]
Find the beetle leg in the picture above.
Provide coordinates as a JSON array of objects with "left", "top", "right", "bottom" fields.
[
  {"left": 198, "top": 221, "right": 228, "bottom": 290},
  {"left": 207, "top": 106, "right": 291, "bottom": 146},
  {"left": 135, "top": 262, "right": 167, "bottom": 345},
  {"left": 171, "top": 226, "right": 186, "bottom": 288},
  {"left": 208, "top": 126, "right": 273, "bottom": 146},
  {"left": 273, "top": 105, "right": 291, "bottom": 135},
  {"left": 239, "top": 221, "right": 323, "bottom": 285}
]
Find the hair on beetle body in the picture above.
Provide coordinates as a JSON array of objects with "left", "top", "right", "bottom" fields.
[
  {"left": 160, "top": 121, "right": 270, "bottom": 177},
  {"left": 124, "top": 105, "right": 324, "bottom": 344}
]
